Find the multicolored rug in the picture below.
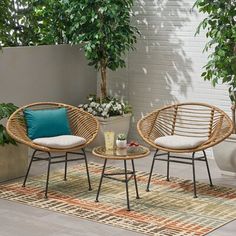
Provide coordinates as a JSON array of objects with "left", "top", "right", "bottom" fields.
[{"left": 0, "top": 162, "right": 236, "bottom": 236}]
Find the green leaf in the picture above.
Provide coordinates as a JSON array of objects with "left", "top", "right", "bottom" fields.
[{"left": 0, "top": 103, "right": 18, "bottom": 146}]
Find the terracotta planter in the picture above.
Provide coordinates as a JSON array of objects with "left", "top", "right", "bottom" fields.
[
  {"left": 88, "top": 113, "right": 131, "bottom": 150},
  {"left": 213, "top": 134, "right": 236, "bottom": 175},
  {"left": 0, "top": 144, "right": 28, "bottom": 182}
]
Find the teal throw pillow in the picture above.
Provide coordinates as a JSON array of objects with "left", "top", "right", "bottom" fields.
[{"left": 24, "top": 108, "right": 71, "bottom": 140}]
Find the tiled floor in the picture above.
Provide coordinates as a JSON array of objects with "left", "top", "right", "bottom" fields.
[{"left": 0, "top": 151, "right": 236, "bottom": 236}]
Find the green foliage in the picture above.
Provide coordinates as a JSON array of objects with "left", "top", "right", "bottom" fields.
[
  {"left": 0, "top": 0, "right": 138, "bottom": 70},
  {"left": 0, "top": 0, "right": 37, "bottom": 47},
  {"left": 0, "top": 0, "right": 70, "bottom": 47},
  {"left": 33, "top": 0, "right": 71, "bottom": 45},
  {"left": 66, "top": 0, "right": 138, "bottom": 72},
  {"left": 0, "top": 0, "right": 138, "bottom": 98},
  {"left": 194, "top": 0, "right": 236, "bottom": 103},
  {"left": 0, "top": 103, "right": 18, "bottom": 146}
]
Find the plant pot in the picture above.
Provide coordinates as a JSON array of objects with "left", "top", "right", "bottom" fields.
[
  {"left": 88, "top": 113, "right": 131, "bottom": 150},
  {"left": 0, "top": 144, "right": 28, "bottom": 182},
  {"left": 116, "top": 139, "right": 127, "bottom": 149},
  {"left": 212, "top": 134, "right": 236, "bottom": 175}
]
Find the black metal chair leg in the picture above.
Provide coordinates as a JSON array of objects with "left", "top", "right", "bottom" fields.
[
  {"left": 124, "top": 160, "right": 130, "bottom": 211},
  {"left": 82, "top": 148, "right": 92, "bottom": 191},
  {"left": 45, "top": 152, "right": 52, "bottom": 199},
  {"left": 192, "top": 152, "right": 197, "bottom": 198},
  {"left": 131, "top": 159, "right": 140, "bottom": 199},
  {"left": 22, "top": 150, "right": 37, "bottom": 187},
  {"left": 146, "top": 149, "right": 158, "bottom": 192},
  {"left": 167, "top": 152, "right": 170, "bottom": 181},
  {"left": 203, "top": 150, "right": 213, "bottom": 187},
  {"left": 64, "top": 152, "right": 68, "bottom": 181},
  {"left": 95, "top": 159, "right": 107, "bottom": 202}
]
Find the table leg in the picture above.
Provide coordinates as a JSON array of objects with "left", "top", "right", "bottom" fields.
[
  {"left": 95, "top": 159, "right": 107, "bottom": 202},
  {"left": 131, "top": 159, "right": 140, "bottom": 199},
  {"left": 124, "top": 160, "right": 130, "bottom": 211}
]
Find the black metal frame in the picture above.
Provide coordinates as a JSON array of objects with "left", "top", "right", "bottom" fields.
[
  {"left": 22, "top": 148, "right": 92, "bottom": 198},
  {"left": 95, "top": 159, "right": 140, "bottom": 211},
  {"left": 146, "top": 149, "right": 213, "bottom": 198}
]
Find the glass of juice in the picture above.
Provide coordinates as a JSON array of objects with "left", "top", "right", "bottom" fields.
[{"left": 104, "top": 131, "right": 115, "bottom": 150}]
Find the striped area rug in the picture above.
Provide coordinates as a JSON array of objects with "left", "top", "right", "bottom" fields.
[{"left": 0, "top": 162, "right": 236, "bottom": 236}]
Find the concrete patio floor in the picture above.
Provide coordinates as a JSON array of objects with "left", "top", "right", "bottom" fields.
[{"left": 0, "top": 151, "right": 236, "bottom": 236}]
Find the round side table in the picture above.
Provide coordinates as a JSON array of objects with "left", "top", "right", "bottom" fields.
[{"left": 92, "top": 146, "right": 150, "bottom": 211}]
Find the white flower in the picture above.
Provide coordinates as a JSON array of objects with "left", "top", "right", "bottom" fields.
[
  {"left": 106, "top": 104, "right": 111, "bottom": 109},
  {"left": 90, "top": 102, "right": 96, "bottom": 107},
  {"left": 83, "top": 104, "right": 88, "bottom": 109},
  {"left": 92, "top": 111, "right": 97, "bottom": 116},
  {"left": 117, "top": 104, "right": 122, "bottom": 110},
  {"left": 88, "top": 107, "right": 93, "bottom": 113},
  {"left": 88, "top": 97, "right": 93, "bottom": 101},
  {"left": 102, "top": 111, "right": 107, "bottom": 117}
]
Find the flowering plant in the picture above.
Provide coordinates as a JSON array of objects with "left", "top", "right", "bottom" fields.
[{"left": 79, "top": 95, "right": 132, "bottom": 118}]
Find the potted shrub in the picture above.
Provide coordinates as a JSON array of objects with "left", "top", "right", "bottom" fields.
[
  {"left": 0, "top": 103, "right": 28, "bottom": 182},
  {"left": 67, "top": 0, "right": 138, "bottom": 146},
  {"left": 194, "top": 0, "right": 236, "bottom": 174}
]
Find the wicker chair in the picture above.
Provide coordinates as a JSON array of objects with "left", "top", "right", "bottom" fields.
[
  {"left": 6, "top": 102, "right": 99, "bottom": 198},
  {"left": 137, "top": 103, "right": 233, "bottom": 198}
]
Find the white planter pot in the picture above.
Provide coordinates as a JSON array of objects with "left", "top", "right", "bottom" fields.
[
  {"left": 116, "top": 140, "right": 127, "bottom": 149},
  {"left": 0, "top": 144, "right": 28, "bottom": 182},
  {"left": 88, "top": 113, "right": 131, "bottom": 150},
  {"left": 213, "top": 134, "right": 236, "bottom": 175}
]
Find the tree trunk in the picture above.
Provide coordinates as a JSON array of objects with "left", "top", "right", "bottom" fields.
[
  {"left": 231, "top": 104, "right": 236, "bottom": 134},
  {"left": 100, "top": 63, "right": 107, "bottom": 99}
]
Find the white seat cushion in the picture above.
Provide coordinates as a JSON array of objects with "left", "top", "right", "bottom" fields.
[
  {"left": 154, "top": 135, "right": 207, "bottom": 149},
  {"left": 33, "top": 135, "right": 86, "bottom": 149}
]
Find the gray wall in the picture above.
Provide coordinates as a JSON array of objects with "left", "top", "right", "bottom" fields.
[{"left": 0, "top": 45, "right": 97, "bottom": 107}]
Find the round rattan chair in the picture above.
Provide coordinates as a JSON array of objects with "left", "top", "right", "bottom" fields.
[
  {"left": 137, "top": 102, "right": 233, "bottom": 198},
  {"left": 7, "top": 102, "right": 99, "bottom": 198}
]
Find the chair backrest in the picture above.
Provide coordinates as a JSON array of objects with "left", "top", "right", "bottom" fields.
[
  {"left": 6, "top": 102, "right": 99, "bottom": 149},
  {"left": 138, "top": 103, "right": 233, "bottom": 148}
]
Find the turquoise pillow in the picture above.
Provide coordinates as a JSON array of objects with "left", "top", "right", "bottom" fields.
[{"left": 24, "top": 108, "right": 71, "bottom": 140}]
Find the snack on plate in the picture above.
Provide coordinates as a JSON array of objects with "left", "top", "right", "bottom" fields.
[{"left": 127, "top": 141, "right": 140, "bottom": 153}]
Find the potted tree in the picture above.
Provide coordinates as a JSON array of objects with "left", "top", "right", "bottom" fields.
[
  {"left": 0, "top": 103, "right": 28, "bottom": 182},
  {"left": 67, "top": 0, "right": 138, "bottom": 146},
  {"left": 194, "top": 0, "right": 236, "bottom": 174}
]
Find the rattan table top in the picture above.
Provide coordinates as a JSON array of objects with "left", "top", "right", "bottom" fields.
[{"left": 92, "top": 146, "right": 150, "bottom": 160}]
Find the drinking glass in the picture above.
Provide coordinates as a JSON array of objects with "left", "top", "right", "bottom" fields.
[{"left": 104, "top": 131, "right": 115, "bottom": 150}]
